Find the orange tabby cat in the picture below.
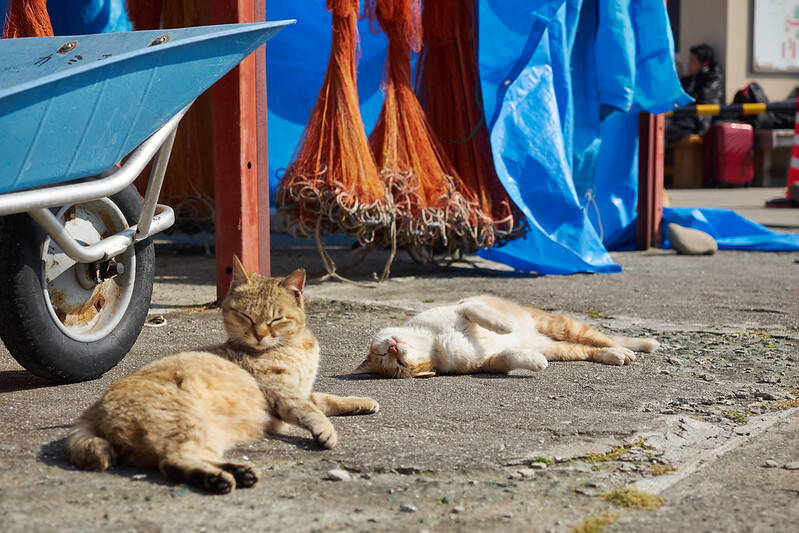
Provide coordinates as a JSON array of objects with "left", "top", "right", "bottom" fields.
[
  {"left": 353, "top": 295, "right": 659, "bottom": 378},
  {"left": 67, "top": 257, "right": 379, "bottom": 493}
]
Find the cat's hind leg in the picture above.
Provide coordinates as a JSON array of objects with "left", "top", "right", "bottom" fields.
[
  {"left": 531, "top": 311, "right": 616, "bottom": 347},
  {"left": 542, "top": 342, "right": 635, "bottom": 366},
  {"left": 481, "top": 349, "right": 549, "bottom": 373},
  {"left": 159, "top": 447, "right": 237, "bottom": 494},
  {"left": 311, "top": 392, "right": 380, "bottom": 416}
]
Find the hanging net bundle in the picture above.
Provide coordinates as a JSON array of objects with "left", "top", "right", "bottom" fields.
[
  {"left": 366, "top": 0, "right": 492, "bottom": 262},
  {"left": 415, "top": 0, "right": 524, "bottom": 246},
  {"left": 2, "top": 0, "right": 53, "bottom": 38},
  {"left": 275, "top": 0, "right": 392, "bottom": 249}
]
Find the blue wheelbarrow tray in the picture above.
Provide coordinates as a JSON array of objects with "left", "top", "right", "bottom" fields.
[
  {"left": 0, "top": 21, "right": 293, "bottom": 383},
  {"left": 0, "top": 20, "right": 294, "bottom": 195}
]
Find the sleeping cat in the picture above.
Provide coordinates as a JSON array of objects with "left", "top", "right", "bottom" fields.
[
  {"left": 353, "top": 295, "right": 659, "bottom": 378},
  {"left": 66, "top": 257, "right": 379, "bottom": 493}
]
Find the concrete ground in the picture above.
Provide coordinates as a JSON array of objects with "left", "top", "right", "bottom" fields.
[{"left": 1, "top": 188, "right": 798, "bottom": 532}]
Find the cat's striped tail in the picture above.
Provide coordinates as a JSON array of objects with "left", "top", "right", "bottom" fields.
[
  {"left": 66, "top": 416, "right": 116, "bottom": 471},
  {"left": 613, "top": 336, "right": 660, "bottom": 353}
]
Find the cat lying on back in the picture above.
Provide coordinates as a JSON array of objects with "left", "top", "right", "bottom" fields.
[
  {"left": 67, "top": 257, "right": 379, "bottom": 493},
  {"left": 353, "top": 295, "right": 659, "bottom": 378}
]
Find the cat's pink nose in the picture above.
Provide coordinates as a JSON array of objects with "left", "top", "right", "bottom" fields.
[
  {"left": 387, "top": 344, "right": 398, "bottom": 355},
  {"left": 254, "top": 333, "right": 264, "bottom": 342}
]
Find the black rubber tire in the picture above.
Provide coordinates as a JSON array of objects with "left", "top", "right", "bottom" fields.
[{"left": 0, "top": 185, "right": 155, "bottom": 383}]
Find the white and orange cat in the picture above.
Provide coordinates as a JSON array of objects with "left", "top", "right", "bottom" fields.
[
  {"left": 67, "top": 257, "right": 378, "bottom": 493},
  {"left": 353, "top": 295, "right": 659, "bottom": 378}
]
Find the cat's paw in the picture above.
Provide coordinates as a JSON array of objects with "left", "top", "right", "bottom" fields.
[
  {"left": 352, "top": 397, "right": 380, "bottom": 414},
  {"left": 220, "top": 463, "right": 258, "bottom": 489},
  {"left": 203, "top": 471, "right": 236, "bottom": 494},
  {"left": 528, "top": 352, "right": 549, "bottom": 371},
  {"left": 490, "top": 319, "right": 514, "bottom": 335},
  {"left": 312, "top": 421, "right": 338, "bottom": 449},
  {"left": 596, "top": 346, "right": 635, "bottom": 366}
]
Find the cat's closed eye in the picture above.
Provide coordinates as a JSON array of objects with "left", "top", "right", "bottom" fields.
[{"left": 233, "top": 309, "right": 254, "bottom": 324}]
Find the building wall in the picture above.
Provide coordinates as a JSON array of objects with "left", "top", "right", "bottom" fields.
[
  {"left": 677, "top": 0, "right": 727, "bottom": 80},
  {"left": 676, "top": 0, "right": 797, "bottom": 103}
]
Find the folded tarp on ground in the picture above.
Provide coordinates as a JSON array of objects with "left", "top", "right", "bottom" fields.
[{"left": 662, "top": 207, "right": 799, "bottom": 251}]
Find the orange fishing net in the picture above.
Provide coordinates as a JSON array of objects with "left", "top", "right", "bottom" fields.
[
  {"left": 366, "top": 0, "right": 493, "bottom": 262},
  {"left": 275, "top": 0, "right": 391, "bottom": 249},
  {"left": 415, "top": 0, "right": 523, "bottom": 244},
  {"left": 2, "top": 0, "right": 53, "bottom": 38}
]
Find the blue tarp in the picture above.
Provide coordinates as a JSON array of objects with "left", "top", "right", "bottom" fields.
[
  {"left": 663, "top": 207, "right": 799, "bottom": 251},
  {"left": 265, "top": 0, "right": 690, "bottom": 274}
]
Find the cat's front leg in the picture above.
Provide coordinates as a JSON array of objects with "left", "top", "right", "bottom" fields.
[
  {"left": 482, "top": 349, "right": 549, "bottom": 373},
  {"left": 457, "top": 301, "right": 513, "bottom": 334},
  {"left": 265, "top": 390, "right": 338, "bottom": 449},
  {"left": 311, "top": 392, "right": 380, "bottom": 416}
]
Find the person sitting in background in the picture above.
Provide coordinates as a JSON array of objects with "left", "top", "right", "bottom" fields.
[{"left": 666, "top": 44, "right": 724, "bottom": 144}]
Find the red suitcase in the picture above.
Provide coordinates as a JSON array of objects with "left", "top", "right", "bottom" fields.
[{"left": 703, "top": 122, "right": 754, "bottom": 186}]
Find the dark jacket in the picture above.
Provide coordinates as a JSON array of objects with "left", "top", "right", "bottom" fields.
[{"left": 666, "top": 62, "right": 724, "bottom": 143}]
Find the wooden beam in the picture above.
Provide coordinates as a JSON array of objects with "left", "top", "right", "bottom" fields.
[
  {"left": 637, "top": 0, "right": 668, "bottom": 250},
  {"left": 636, "top": 112, "right": 665, "bottom": 250},
  {"left": 210, "top": 0, "right": 269, "bottom": 301}
]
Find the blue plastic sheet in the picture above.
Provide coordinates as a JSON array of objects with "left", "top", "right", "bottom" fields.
[
  {"left": 662, "top": 207, "right": 799, "bottom": 251},
  {"left": 477, "top": 0, "right": 690, "bottom": 272}
]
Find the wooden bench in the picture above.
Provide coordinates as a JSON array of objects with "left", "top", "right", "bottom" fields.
[{"left": 665, "top": 134, "right": 703, "bottom": 188}]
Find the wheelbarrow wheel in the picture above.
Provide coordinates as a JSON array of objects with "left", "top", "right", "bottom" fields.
[{"left": 0, "top": 185, "right": 155, "bottom": 383}]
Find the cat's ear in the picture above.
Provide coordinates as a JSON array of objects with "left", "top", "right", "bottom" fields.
[
  {"left": 281, "top": 268, "right": 306, "bottom": 301},
  {"left": 351, "top": 358, "right": 376, "bottom": 375},
  {"left": 230, "top": 254, "right": 251, "bottom": 288},
  {"left": 412, "top": 371, "right": 436, "bottom": 378}
]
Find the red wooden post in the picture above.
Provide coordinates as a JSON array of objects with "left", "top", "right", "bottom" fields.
[
  {"left": 636, "top": 112, "right": 665, "bottom": 249},
  {"left": 637, "top": 0, "right": 668, "bottom": 250},
  {"left": 211, "top": 0, "right": 270, "bottom": 301}
]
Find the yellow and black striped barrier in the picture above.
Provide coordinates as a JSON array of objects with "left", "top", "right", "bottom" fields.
[{"left": 665, "top": 101, "right": 795, "bottom": 117}]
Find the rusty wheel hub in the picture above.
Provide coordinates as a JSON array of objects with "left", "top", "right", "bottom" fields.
[{"left": 42, "top": 199, "right": 135, "bottom": 342}]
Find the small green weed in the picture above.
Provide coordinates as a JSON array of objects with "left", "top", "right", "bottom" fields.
[
  {"left": 571, "top": 511, "right": 621, "bottom": 533},
  {"left": 648, "top": 464, "right": 676, "bottom": 476},
  {"left": 601, "top": 487, "right": 663, "bottom": 510},
  {"left": 723, "top": 410, "right": 748, "bottom": 424}
]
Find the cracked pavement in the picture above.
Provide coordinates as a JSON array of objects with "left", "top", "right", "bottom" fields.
[{"left": 1, "top": 220, "right": 798, "bottom": 531}]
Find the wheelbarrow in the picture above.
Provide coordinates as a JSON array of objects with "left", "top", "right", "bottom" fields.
[{"left": 0, "top": 20, "right": 293, "bottom": 382}]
